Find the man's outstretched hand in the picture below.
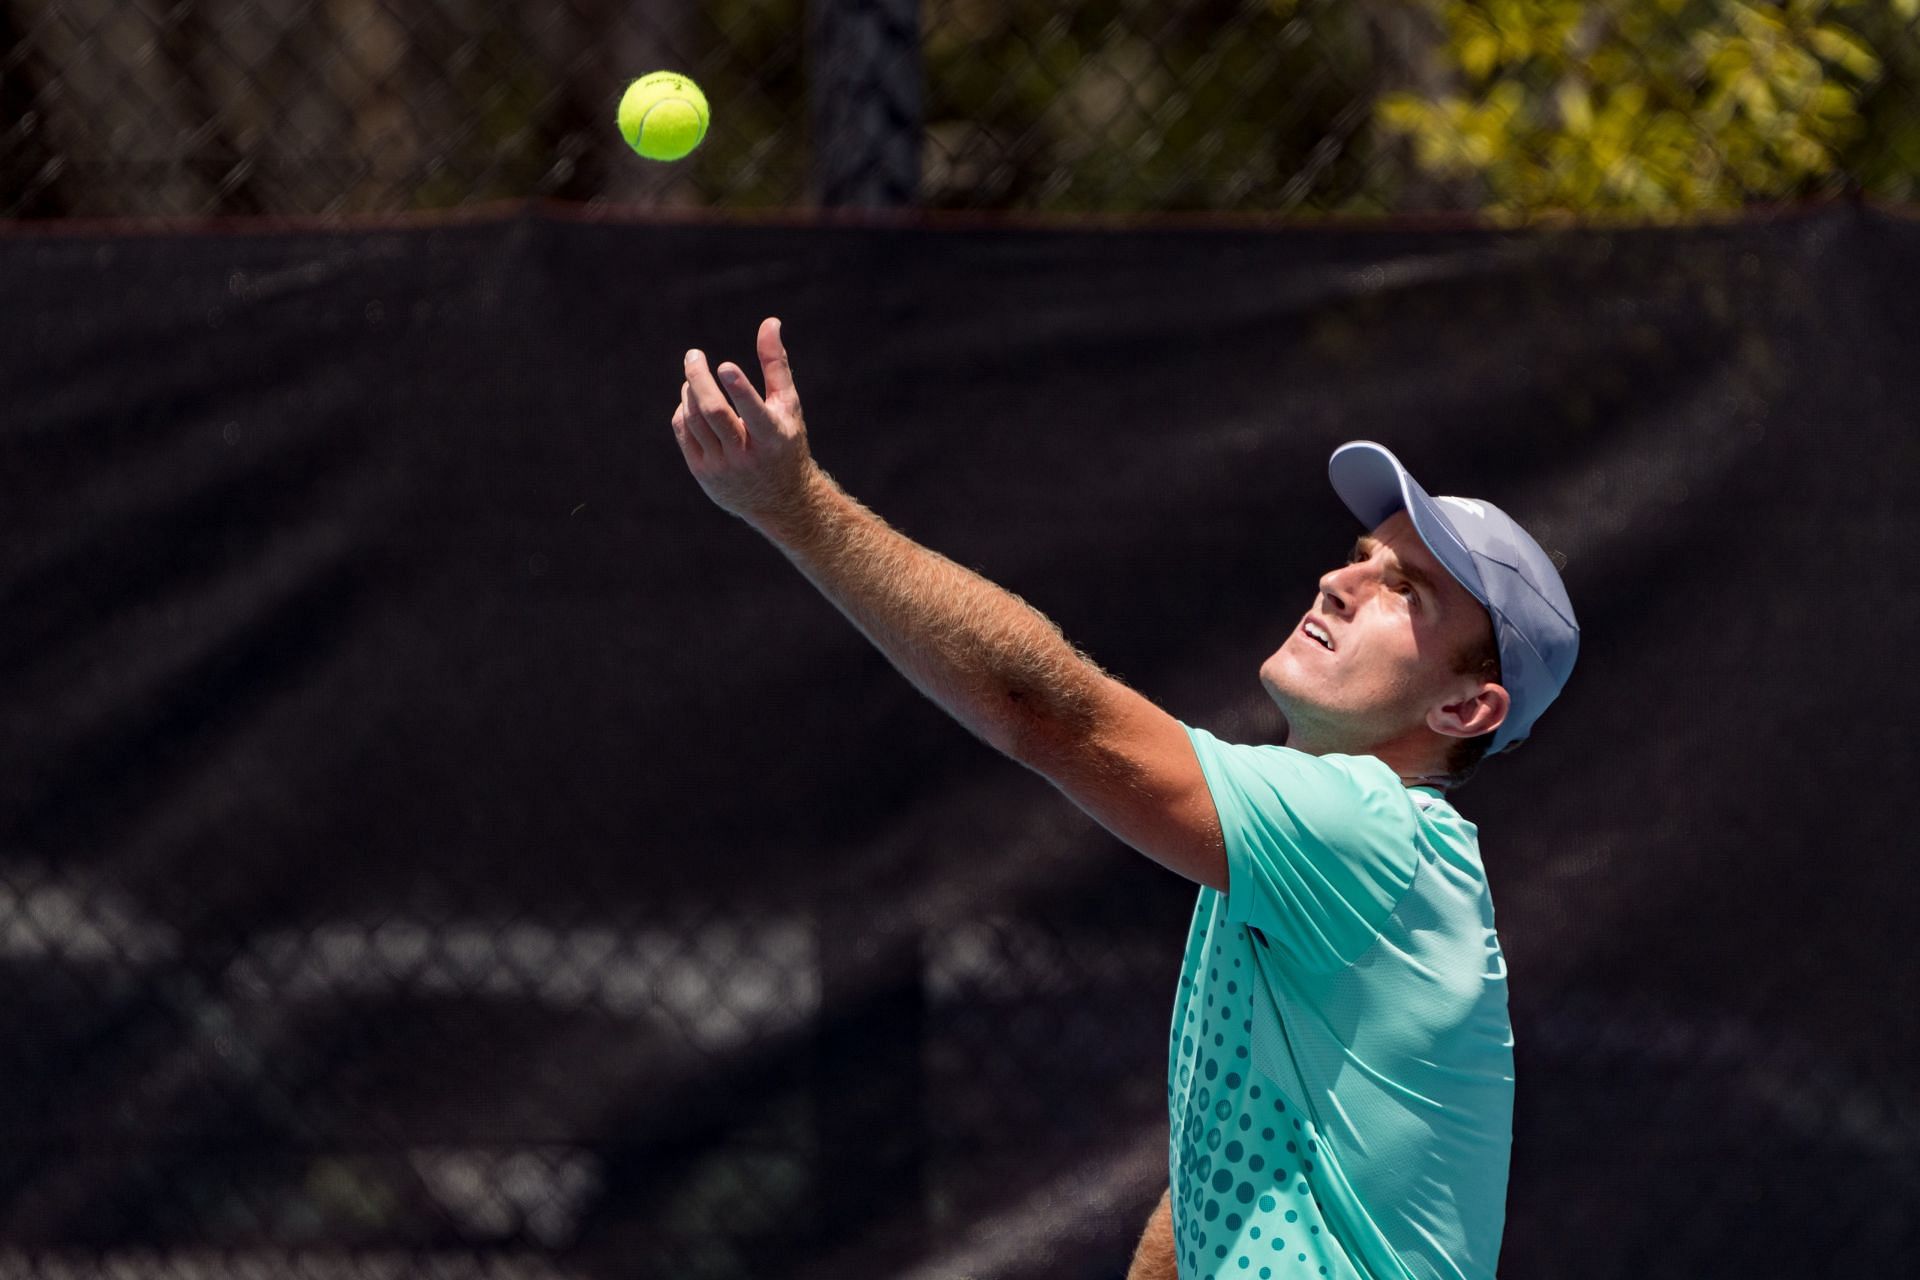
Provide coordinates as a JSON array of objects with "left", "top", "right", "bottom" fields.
[{"left": 673, "top": 316, "right": 819, "bottom": 526}]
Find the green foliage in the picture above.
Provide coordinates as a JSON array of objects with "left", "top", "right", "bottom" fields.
[
  {"left": 1367, "top": 0, "right": 1919, "bottom": 218},
  {"left": 920, "top": 0, "right": 1916, "bottom": 216}
]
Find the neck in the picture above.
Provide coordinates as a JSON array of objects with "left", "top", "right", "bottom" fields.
[{"left": 1279, "top": 716, "right": 1449, "bottom": 791}]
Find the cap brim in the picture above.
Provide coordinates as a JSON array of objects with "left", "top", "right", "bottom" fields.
[{"left": 1328, "top": 440, "right": 1489, "bottom": 607}]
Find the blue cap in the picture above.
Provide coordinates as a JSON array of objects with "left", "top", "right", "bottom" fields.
[{"left": 1328, "top": 441, "right": 1578, "bottom": 757}]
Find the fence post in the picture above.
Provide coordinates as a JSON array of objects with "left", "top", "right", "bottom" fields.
[{"left": 805, "top": 0, "right": 923, "bottom": 208}]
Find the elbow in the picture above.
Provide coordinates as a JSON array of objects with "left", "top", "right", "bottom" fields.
[
  {"left": 996, "top": 676, "right": 1103, "bottom": 767},
  {"left": 990, "top": 687, "right": 1053, "bottom": 761}
]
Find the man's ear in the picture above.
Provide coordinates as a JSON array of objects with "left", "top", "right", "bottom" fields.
[{"left": 1428, "top": 681, "right": 1510, "bottom": 741}]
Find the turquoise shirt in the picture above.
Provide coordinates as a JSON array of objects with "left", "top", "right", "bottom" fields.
[{"left": 1168, "top": 725, "right": 1514, "bottom": 1280}]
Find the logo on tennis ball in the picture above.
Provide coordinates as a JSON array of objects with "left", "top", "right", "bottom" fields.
[{"left": 618, "top": 72, "right": 710, "bottom": 162}]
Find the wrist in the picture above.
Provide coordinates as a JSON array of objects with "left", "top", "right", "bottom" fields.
[{"left": 743, "top": 463, "right": 837, "bottom": 543}]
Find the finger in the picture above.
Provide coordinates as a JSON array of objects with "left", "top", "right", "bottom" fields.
[
  {"left": 757, "top": 317, "right": 795, "bottom": 403},
  {"left": 683, "top": 379, "right": 723, "bottom": 456},
  {"left": 716, "top": 361, "right": 777, "bottom": 442},
  {"left": 671, "top": 389, "right": 704, "bottom": 462},
  {"left": 685, "top": 349, "right": 746, "bottom": 451},
  {"left": 681, "top": 379, "right": 722, "bottom": 457}
]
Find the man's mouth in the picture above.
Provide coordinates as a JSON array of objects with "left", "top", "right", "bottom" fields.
[{"left": 1300, "top": 619, "right": 1334, "bottom": 651}]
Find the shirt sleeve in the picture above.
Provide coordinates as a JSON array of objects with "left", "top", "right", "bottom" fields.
[{"left": 1183, "top": 723, "right": 1421, "bottom": 972}]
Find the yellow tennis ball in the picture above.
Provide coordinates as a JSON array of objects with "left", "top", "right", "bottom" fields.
[{"left": 617, "top": 72, "right": 709, "bottom": 162}]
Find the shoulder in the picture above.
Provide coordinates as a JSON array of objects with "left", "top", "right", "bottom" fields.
[{"left": 1185, "top": 728, "right": 1420, "bottom": 847}]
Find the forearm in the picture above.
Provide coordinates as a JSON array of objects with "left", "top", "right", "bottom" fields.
[
  {"left": 1125, "top": 1188, "right": 1177, "bottom": 1280},
  {"left": 746, "top": 466, "right": 1106, "bottom": 755}
]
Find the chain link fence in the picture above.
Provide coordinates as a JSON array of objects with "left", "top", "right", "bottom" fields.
[
  {"left": 0, "top": 816, "right": 1179, "bottom": 1276},
  {"left": 4, "top": 0, "right": 1917, "bottom": 220}
]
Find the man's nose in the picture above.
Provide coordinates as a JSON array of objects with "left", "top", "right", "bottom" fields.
[
  {"left": 1318, "top": 564, "right": 1364, "bottom": 612},
  {"left": 1318, "top": 573, "right": 1347, "bottom": 613}
]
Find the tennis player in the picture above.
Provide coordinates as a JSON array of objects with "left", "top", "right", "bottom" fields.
[{"left": 672, "top": 319, "right": 1579, "bottom": 1280}]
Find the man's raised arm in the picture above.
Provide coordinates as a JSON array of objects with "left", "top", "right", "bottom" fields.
[
  {"left": 672, "top": 318, "right": 1227, "bottom": 892},
  {"left": 673, "top": 318, "right": 1107, "bottom": 754}
]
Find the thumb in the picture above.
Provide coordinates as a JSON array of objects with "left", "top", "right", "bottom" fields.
[{"left": 758, "top": 317, "right": 796, "bottom": 403}]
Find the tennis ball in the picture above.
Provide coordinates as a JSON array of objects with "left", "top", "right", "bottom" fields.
[{"left": 617, "top": 72, "right": 709, "bottom": 162}]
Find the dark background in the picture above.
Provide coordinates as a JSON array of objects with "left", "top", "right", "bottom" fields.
[{"left": 2, "top": 201, "right": 1916, "bottom": 1278}]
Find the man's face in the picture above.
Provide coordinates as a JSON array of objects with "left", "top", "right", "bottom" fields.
[{"left": 1259, "top": 509, "right": 1500, "bottom": 754}]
